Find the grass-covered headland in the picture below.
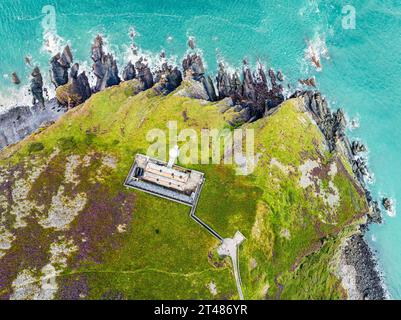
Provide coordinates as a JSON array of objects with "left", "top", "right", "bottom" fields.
[{"left": 0, "top": 79, "right": 369, "bottom": 300}]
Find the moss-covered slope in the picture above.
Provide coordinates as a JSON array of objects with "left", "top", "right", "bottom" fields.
[{"left": 0, "top": 81, "right": 367, "bottom": 299}]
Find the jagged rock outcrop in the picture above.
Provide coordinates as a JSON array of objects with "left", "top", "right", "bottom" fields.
[
  {"left": 352, "top": 157, "right": 369, "bottom": 183},
  {"left": 369, "top": 203, "right": 382, "bottom": 225},
  {"left": 299, "top": 77, "right": 316, "bottom": 87},
  {"left": 182, "top": 53, "right": 205, "bottom": 79},
  {"left": 122, "top": 61, "right": 136, "bottom": 81},
  {"left": 201, "top": 75, "right": 217, "bottom": 101},
  {"left": 182, "top": 52, "right": 217, "bottom": 101},
  {"left": 351, "top": 141, "right": 367, "bottom": 155},
  {"left": 70, "top": 64, "right": 92, "bottom": 103},
  {"left": 91, "top": 35, "right": 121, "bottom": 92},
  {"left": 216, "top": 63, "right": 232, "bottom": 98},
  {"left": 30, "top": 67, "right": 45, "bottom": 108},
  {"left": 363, "top": 191, "right": 382, "bottom": 224},
  {"left": 135, "top": 57, "right": 154, "bottom": 90},
  {"left": 50, "top": 45, "right": 73, "bottom": 88},
  {"left": 153, "top": 61, "right": 182, "bottom": 95},
  {"left": 215, "top": 61, "right": 285, "bottom": 123},
  {"left": 0, "top": 99, "right": 64, "bottom": 150},
  {"left": 56, "top": 63, "right": 91, "bottom": 108},
  {"left": 180, "top": 53, "right": 286, "bottom": 123}
]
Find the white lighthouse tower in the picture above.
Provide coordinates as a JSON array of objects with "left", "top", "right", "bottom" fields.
[{"left": 167, "top": 145, "right": 180, "bottom": 168}]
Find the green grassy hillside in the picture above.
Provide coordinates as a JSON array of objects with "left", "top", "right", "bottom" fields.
[{"left": 0, "top": 80, "right": 367, "bottom": 299}]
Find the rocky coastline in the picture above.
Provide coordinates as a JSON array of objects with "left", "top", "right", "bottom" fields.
[
  {"left": 0, "top": 34, "right": 386, "bottom": 299},
  {"left": 0, "top": 99, "right": 66, "bottom": 150}
]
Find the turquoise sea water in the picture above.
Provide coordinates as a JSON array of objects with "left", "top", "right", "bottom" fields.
[{"left": 0, "top": 0, "right": 400, "bottom": 298}]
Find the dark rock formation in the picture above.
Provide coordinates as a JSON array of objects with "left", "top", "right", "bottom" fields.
[
  {"left": 135, "top": 57, "right": 154, "bottom": 90},
  {"left": 215, "top": 63, "right": 243, "bottom": 103},
  {"left": 188, "top": 37, "right": 196, "bottom": 50},
  {"left": 56, "top": 63, "right": 91, "bottom": 108},
  {"left": 299, "top": 77, "right": 316, "bottom": 87},
  {"left": 216, "top": 63, "right": 232, "bottom": 98},
  {"left": 215, "top": 61, "right": 285, "bottom": 123},
  {"left": 153, "top": 61, "right": 182, "bottom": 95},
  {"left": 382, "top": 198, "right": 393, "bottom": 212},
  {"left": 182, "top": 53, "right": 205, "bottom": 79},
  {"left": 352, "top": 157, "right": 369, "bottom": 183},
  {"left": 30, "top": 67, "right": 45, "bottom": 108},
  {"left": 11, "top": 72, "right": 21, "bottom": 85},
  {"left": 343, "top": 234, "right": 385, "bottom": 300},
  {"left": 25, "top": 56, "right": 32, "bottom": 66},
  {"left": 70, "top": 64, "right": 92, "bottom": 103},
  {"left": 370, "top": 202, "right": 382, "bottom": 224},
  {"left": 182, "top": 48, "right": 285, "bottom": 111},
  {"left": 277, "top": 70, "right": 284, "bottom": 82},
  {"left": 122, "top": 61, "right": 136, "bottom": 81},
  {"left": 363, "top": 191, "right": 382, "bottom": 224},
  {"left": 351, "top": 141, "right": 367, "bottom": 155},
  {"left": 91, "top": 35, "right": 121, "bottom": 92},
  {"left": 181, "top": 53, "right": 217, "bottom": 102},
  {"left": 201, "top": 75, "right": 217, "bottom": 101},
  {"left": 50, "top": 45, "right": 73, "bottom": 88},
  {"left": 241, "top": 63, "right": 256, "bottom": 101},
  {"left": 0, "top": 99, "right": 64, "bottom": 150}
]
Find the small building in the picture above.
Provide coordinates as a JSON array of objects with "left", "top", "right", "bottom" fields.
[{"left": 124, "top": 153, "right": 204, "bottom": 207}]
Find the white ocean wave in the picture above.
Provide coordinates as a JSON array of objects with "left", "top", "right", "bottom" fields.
[
  {"left": 0, "top": 84, "right": 32, "bottom": 114},
  {"left": 41, "top": 29, "right": 66, "bottom": 57},
  {"left": 304, "top": 33, "right": 329, "bottom": 72}
]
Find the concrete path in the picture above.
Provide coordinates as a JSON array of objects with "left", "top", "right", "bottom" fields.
[
  {"left": 190, "top": 180, "right": 245, "bottom": 300},
  {"left": 217, "top": 232, "right": 246, "bottom": 300}
]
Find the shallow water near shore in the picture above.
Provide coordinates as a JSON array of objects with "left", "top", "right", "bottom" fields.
[{"left": 0, "top": 0, "right": 400, "bottom": 298}]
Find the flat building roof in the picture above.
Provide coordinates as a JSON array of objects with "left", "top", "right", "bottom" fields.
[{"left": 124, "top": 154, "right": 204, "bottom": 206}]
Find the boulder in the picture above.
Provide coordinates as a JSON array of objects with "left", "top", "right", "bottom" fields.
[
  {"left": 188, "top": 37, "right": 196, "bottom": 50},
  {"left": 11, "top": 72, "right": 21, "bottom": 85},
  {"left": 382, "top": 198, "right": 393, "bottom": 212}
]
